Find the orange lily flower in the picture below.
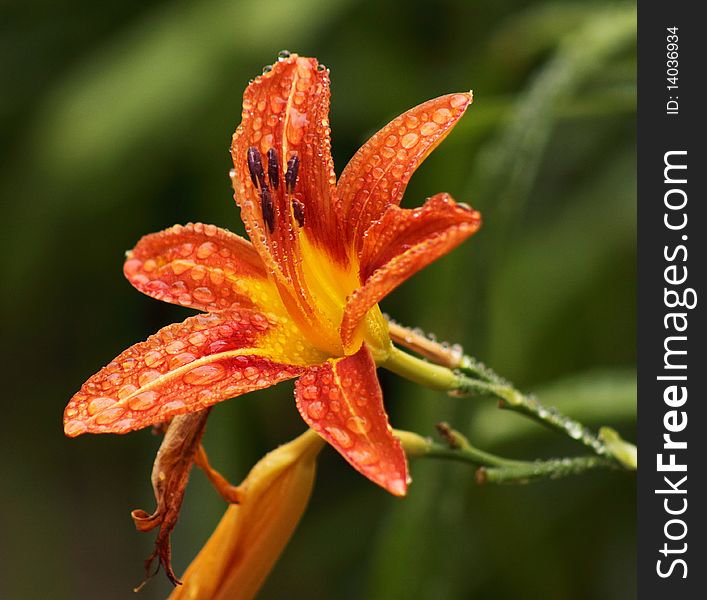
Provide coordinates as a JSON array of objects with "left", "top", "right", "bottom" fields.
[{"left": 63, "top": 53, "right": 480, "bottom": 498}]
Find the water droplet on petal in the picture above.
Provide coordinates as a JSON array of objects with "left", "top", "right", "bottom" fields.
[
  {"left": 128, "top": 390, "right": 159, "bottom": 411},
  {"left": 346, "top": 416, "right": 371, "bottom": 434},
  {"left": 188, "top": 332, "right": 207, "bottom": 346},
  {"left": 420, "top": 122, "right": 439, "bottom": 136},
  {"left": 183, "top": 364, "right": 227, "bottom": 385},
  {"left": 326, "top": 426, "right": 353, "bottom": 448},
  {"left": 169, "top": 352, "right": 197, "bottom": 369},
  {"left": 193, "top": 287, "right": 216, "bottom": 304},
  {"left": 301, "top": 385, "right": 319, "bottom": 401},
  {"left": 450, "top": 93, "right": 469, "bottom": 108},
  {"left": 121, "top": 358, "right": 137, "bottom": 371},
  {"left": 348, "top": 446, "right": 377, "bottom": 465},
  {"left": 137, "top": 369, "right": 162, "bottom": 386},
  {"left": 433, "top": 108, "right": 452, "bottom": 124},
  {"left": 64, "top": 420, "right": 88, "bottom": 436},
  {"left": 144, "top": 351, "right": 165, "bottom": 367},
  {"left": 87, "top": 397, "right": 116, "bottom": 416},
  {"left": 94, "top": 407, "right": 126, "bottom": 425},
  {"left": 165, "top": 341, "right": 186, "bottom": 355},
  {"left": 196, "top": 241, "right": 218, "bottom": 259},
  {"left": 117, "top": 384, "right": 138, "bottom": 399},
  {"left": 401, "top": 132, "right": 419, "bottom": 149},
  {"left": 306, "top": 400, "right": 327, "bottom": 419}
]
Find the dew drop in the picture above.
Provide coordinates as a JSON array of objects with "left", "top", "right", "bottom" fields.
[
  {"left": 94, "top": 407, "right": 126, "bottom": 425},
  {"left": 380, "top": 146, "right": 395, "bottom": 159},
  {"left": 432, "top": 108, "right": 452, "bottom": 124},
  {"left": 346, "top": 415, "right": 371, "bottom": 434},
  {"left": 326, "top": 426, "right": 353, "bottom": 448},
  {"left": 128, "top": 390, "right": 159, "bottom": 411},
  {"left": 169, "top": 352, "right": 197, "bottom": 369},
  {"left": 87, "top": 397, "right": 116, "bottom": 416},
  {"left": 420, "top": 122, "right": 439, "bottom": 136},
  {"left": 196, "top": 241, "right": 218, "bottom": 259},
  {"left": 137, "top": 369, "right": 162, "bottom": 386},
  {"left": 306, "top": 400, "right": 327, "bottom": 419},
  {"left": 209, "top": 269, "right": 225, "bottom": 285},
  {"left": 165, "top": 340, "right": 186, "bottom": 355},
  {"left": 64, "top": 420, "right": 88, "bottom": 436},
  {"left": 179, "top": 243, "right": 194, "bottom": 257},
  {"left": 146, "top": 280, "right": 169, "bottom": 293},
  {"left": 450, "top": 93, "right": 469, "bottom": 108},
  {"left": 188, "top": 332, "right": 207, "bottom": 346},
  {"left": 117, "top": 384, "right": 138, "bottom": 399},
  {"left": 144, "top": 351, "right": 165, "bottom": 367},
  {"left": 401, "top": 132, "right": 419, "bottom": 149},
  {"left": 123, "top": 259, "right": 142, "bottom": 276},
  {"left": 171, "top": 261, "right": 191, "bottom": 275},
  {"left": 193, "top": 287, "right": 216, "bottom": 304},
  {"left": 349, "top": 446, "right": 377, "bottom": 465},
  {"left": 183, "top": 364, "right": 227, "bottom": 385},
  {"left": 301, "top": 385, "right": 319, "bottom": 400},
  {"left": 121, "top": 358, "right": 137, "bottom": 371},
  {"left": 190, "top": 265, "right": 207, "bottom": 281}
]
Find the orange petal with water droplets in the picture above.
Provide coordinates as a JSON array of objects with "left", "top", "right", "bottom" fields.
[
  {"left": 230, "top": 54, "right": 345, "bottom": 268},
  {"left": 340, "top": 193, "right": 481, "bottom": 347},
  {"left": 64, "top": 310, "right": 327, "bottom": 436},
  {"left": 337, "top": 92, "right": 472, "bottom": 251},
  {"left": 295, "top": 344, "right": 408, "bottom": 496},
  {"left": 124, "top": 223, "right": 285, "bottom": 314},
  {"left": 230, "top": 54, "right": 344, "bottom": 346}
]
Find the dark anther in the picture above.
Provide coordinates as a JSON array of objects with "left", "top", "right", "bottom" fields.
[
  {"left": 261, "top": 187, "right": 275, "bottom": 233},
  {"left": 247, "top": 147, "right": 266, "bottom": 189},
  {"left": 285, "top": 154, "right": 300, "bottom": 194},
  {"left": 292, "top": 199, "right": 305, "bottom": 227},
  {"left": 267, "top": 148, "right": 279, "bottom": 190}
]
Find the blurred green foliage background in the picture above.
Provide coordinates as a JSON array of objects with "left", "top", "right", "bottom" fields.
[{"left": 1, "top": 0, "right": 636, "bottom": 598}]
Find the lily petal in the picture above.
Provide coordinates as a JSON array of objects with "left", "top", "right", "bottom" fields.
[
  {"left": 295, "top": 344, "right": 408, "bottom": 496},
  {"left": 337, "top": 92, "right": 472, "bottom": 251},
  {"left": 123, "top": 223, "right": 285, "bottom": 314},
  {"left": 340, "top": 193, "right": 481, "bottom": 347},
  {"left": 64, "top": 310, "right": 327, "bottom": 436},
  {"left": 230, "top": 54, "right": 345, "bottom": 351}
]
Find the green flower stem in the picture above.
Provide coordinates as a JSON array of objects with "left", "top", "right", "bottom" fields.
[
  {"left": 454, "top": 376, "right": 609, "bottom": 458},
  {"left": 394, "top": 427, "right": 619, "bottom": 485},
  {"left": 478, "top": 456, "right": 618, "bottom": 485},
  {"left": 383, "top": 339, "right": 637, "bottom": 471},
  {"left": 381, "top": 345, "right": 461, "bottom": 391}
]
